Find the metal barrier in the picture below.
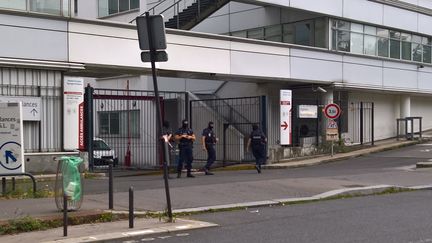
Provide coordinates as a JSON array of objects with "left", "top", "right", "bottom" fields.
[{"left": 397, "top": 117, "right": 422, "bottom": 140}]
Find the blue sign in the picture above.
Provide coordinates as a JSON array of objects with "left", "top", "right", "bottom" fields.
[{"left": 0, "top": 141, "right": 22, "bottom": 171}]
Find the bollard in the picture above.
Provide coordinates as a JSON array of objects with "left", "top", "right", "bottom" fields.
[
  {"left": 63, "top": 194, "right": 68, "bottom": 237},
  {"left": 108, "top": 159, "right": 113, "bottom": 210},
  {"left": 129, "top": 186, "right": 134, "bottom": 228},
  {"left": 2, "top": 177, "right": 5, "bottom": 196},
  {"left": 12, "top": 177, "right": 15, "bottom": 191}
]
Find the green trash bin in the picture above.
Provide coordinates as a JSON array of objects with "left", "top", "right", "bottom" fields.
[{"left": 55, "top": 156, "right": 84, "bottom": 211}]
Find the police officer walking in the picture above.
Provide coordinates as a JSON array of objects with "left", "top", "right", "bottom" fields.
[
  {"left": 246, "top": 124, "right": 267, "bottom": 173},
  {"left": 202, "top": 121, "right": 218, "bottom": 175},
  {"left": 175, "top": 119, "right": 196, "bottom": 178}
]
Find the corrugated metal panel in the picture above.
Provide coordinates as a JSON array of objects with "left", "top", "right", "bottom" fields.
[{"left": 0, "top": 68, "right": 62, "bottom": 152}]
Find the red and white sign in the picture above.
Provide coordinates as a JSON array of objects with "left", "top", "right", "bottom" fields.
[
  {"left": 326, "top": 119, "right": 339, "bottom": 141},
  {"left": 63, "top": 77, "right": 84, "bottom": 151},
  {"left": 324, "top": 103, "right": 341, "bottom": 119},
  {"left": 78, "top": 102, "right": 85, "bottom": 151},
  {"left": 280, "top": 90, "right": 292, "bottom": 145}
]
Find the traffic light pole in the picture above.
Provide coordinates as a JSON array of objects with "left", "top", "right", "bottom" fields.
[{"left": 145, "top": 12, "right": 173, "bottom": 222}]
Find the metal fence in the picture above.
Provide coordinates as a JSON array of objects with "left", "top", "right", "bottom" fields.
[
  {"left": 88, "top": 87, "right": 187, "bottom": 169},
  {"left": 347, "top": 102, "right": 374, "bottom": 145},
  {"left": 190, "top": 96, "right": 265, "bottom": 164}
]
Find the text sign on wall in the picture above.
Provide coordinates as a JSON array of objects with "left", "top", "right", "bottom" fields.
[
  {"left": 0, "top": 96, "right": 41, "bottom": 121},
  {"left": 0, "top": 102, "right": 24, "bottom": 174},
  {"left": 64, "top": 77, "right": 84, "bottom": 151},
  {"left": 280, "top": 90, "right": 292, "bottom": 145},
  {"left": 298, "top": 105, "right": 318, "bottom": 118}
]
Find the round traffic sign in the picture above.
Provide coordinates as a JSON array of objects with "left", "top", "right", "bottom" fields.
[{"left": 324, "top": 103, "right": 341, "bottom": 119}]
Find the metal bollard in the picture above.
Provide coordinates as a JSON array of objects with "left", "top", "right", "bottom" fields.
[
  {"left": 12, "top": 177, "right": 15, "bottom": 191},
  {"left": 63, "top": 194, "right": 68, "bottom": 237},
  {"left": 108, "top": 159, "right": 113, "bottom": 210},
  {"left": 2, "top": 177, "right": 5, "bottom": 196},
  {"left": 129, "top": 186, "right": 134, "bottom": 228}
]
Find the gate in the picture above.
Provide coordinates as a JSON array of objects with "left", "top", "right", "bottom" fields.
[
  {"left": 347, "top": 102, "right": 374, "bottom": 145},
  {"left": 85, "top": 86, "right": 187, "bottom": 169},
  {"left": 190, "top": 96, "right": 266, "bottom": 164}
]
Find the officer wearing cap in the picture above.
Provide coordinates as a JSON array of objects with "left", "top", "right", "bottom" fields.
[
  {"left": 175, "top": 119, "right": 196, "bottom": 178},
  {"left": 202, "top": 121, "right": 218, "bottom": 175},
  {"left": 246, "top": 124, "right": 267, "bottom": 173}
]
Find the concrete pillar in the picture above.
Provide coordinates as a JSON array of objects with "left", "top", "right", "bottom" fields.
[
  {"left": 400, "top": 95, "right": 411, "bottom": 118},
  {"left": 321, "top": 89, "right": 334, "bottom": 138}
]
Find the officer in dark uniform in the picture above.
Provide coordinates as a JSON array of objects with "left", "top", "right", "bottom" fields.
[
  {"left": 246, "top": 124, "right": 267, "bottom": 173},
  {"left": 175, "top": 119, "right": 196, "bottom": 178},
  {"left": 201, "top": 121, "right": 218, "bottom": 175}
]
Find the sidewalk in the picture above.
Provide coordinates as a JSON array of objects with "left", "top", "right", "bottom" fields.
[{"left": 1, "top": 137, "right": 431, "bottom": 242}]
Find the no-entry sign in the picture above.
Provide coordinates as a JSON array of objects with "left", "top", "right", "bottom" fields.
[{"left": 324, "top": 103, "right": 341, "bottom": 119}]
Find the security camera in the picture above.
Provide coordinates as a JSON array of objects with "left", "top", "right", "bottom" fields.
[{"left": 316, "top": 86, "right": 327, "bottom": 93}]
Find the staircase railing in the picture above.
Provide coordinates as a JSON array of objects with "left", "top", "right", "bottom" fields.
[{"left": 131, "top": 0, "right": 196, "bottom": 25}]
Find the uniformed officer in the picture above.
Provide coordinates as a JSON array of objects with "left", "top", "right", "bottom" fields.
[
  {"left": 175, "top": 119, "right": 196, "bottom": 178},
  {"left": 246, "top": 124, "right": 267, "bottom": 173},
  {"left": 201, "top": 121, "right": 218, "bottom": 175}
]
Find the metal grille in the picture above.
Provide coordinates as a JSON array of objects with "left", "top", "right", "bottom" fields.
[
  {"left": 190, "top": 96, "right": 263, "bottom": 164},
  {"left": 347, "top": 102, "right": 374, "bottom": 145},
  {"left": 91, "top": 88, "right": 186, "bottom": 169}
]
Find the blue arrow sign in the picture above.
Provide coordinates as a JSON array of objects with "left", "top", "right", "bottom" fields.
[{"left": 5, "top": 150, "right": 17, "bottom": 164}]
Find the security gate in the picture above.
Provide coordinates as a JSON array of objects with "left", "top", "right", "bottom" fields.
[
  {"left": 347, "top": 102, "right": 374, "bottom": 145},
  {"left": 190, "top": 96, "right": 266, "bottom": 164},
  {"left": 85, "top": 86, "right": 187, "bottom": 169}
]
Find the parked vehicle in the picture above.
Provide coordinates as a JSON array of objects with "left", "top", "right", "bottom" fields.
[{"left": 93, "top": 138, "right": 118, "bottom": 167}]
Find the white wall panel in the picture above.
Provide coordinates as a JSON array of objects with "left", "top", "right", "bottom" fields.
[
  {"left": 343, "top": 0, "right": 383, "bottom": 24},
  {"left": 411, "top": 96, "right": 432, "bottom": 131},
  {"left": 418, "top": 69, "right": 432, "bottom": 91},
  {"left": 383, "top": 68, "right": 417, "bottom": 89},
  {"left": 418, "top": 14, "right": 432, "bottom": 36},
  {"left": 418, "top": 0, "right": 432, "bottom": 9},
  {"left": 230, "top": 51, "right": 289, "bottom": 78},
  {"left": 343, "top": 63, "right": 383, "bottom": 86},
  {"left": 290, "top": 49, "right": 342, "bottom": 82},
  {"left": 383, "top": 5, "right": 418, "bottom": 32},
  {"left": 290, "top": 0, "right": 343, "bottom": 17}
]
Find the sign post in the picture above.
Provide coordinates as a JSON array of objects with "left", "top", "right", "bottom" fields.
[
  {"left": 0, "top": 103, "right": 24, "bottom": 174},
  {"left": 280, "top": 90, "right": 292, "bottom": 145},
  {"left": 136, "top": 13, "right": 172, "bottom": 222}
]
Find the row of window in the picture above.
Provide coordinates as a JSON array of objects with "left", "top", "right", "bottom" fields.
[
  {"left": 230, "top": 18, "right": 328, "bottom": 48},
  {"left": 98, "top": 0, "right": 139, "bottom": 18},
  {"left": 332, "top": 19, "right": 432, "bottom": 64},
  {"left": 0, "top": 0, "right": 69, "bottom": 16}
]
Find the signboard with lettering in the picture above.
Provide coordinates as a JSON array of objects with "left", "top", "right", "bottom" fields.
[
  {"left": 298, "top": 105, "right": 318, "bottom": 118},
  {"left": 280, "top": 90, "right": 292, "bottom": 145},
  {"left": 0, "top": 102, "right": 24, "bottom": 174},
  {"left": 0, "top": 96, "right": 41, "bottom": 121},
  {"left": 326, "top": 119, "right": 339, "bottom": 141},
  {"left": 64, "top": 77, "right": 84, "bottom": 151}
]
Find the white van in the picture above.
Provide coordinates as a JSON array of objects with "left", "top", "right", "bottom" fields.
[{"left": 93, "top": 138, "right": 118, "bottom": 167}]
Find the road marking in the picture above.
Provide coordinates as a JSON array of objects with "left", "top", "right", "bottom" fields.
[
  {"left": 175, "top": 225, "right": 192, "bottom": 229},
  {"left": 140, "top": 238, "right": 155, "bottom": 242},
  {"left": 123, "top": 230, "right": 155, "bottom": 236},
  {"left": 158, "top": 236, "right": 172, "bottom": 239},
  {"left": 408, "top": 239, "right": 432, "bottom": 243},
  {"left": 176, "top": 233, "right": 190, "bottom": 237}
]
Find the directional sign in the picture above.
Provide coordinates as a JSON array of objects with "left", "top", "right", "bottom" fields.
[
  {"left": 280, "top": 90, "right": 292, "bottom": 145},
  {"left": 0, "top": 103, "right": 24, "bottom": 174},
  {"left": 0, "top": 96, "right": 41, "bottom": 121},
  {"left": 324, "top": 103, "right": 341, "bottom": 119}
]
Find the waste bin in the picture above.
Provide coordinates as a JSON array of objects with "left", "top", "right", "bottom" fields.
[{"left": 54, "top": 156, "right": 84, "bottom": 211}]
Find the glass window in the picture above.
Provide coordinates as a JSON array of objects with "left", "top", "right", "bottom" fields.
[
  {"left": 99, "top": 113, "right": 109, "bottom": 135},
  {"left": 412, "top": 35, "right": 422, "bottom": 62},
  {"left": 119, "top": 0, "right": 129, "bottom": 12},
  {"left": 30, "top": 0, "right": 61, "bottom": 15},
  {"left": 423, "top": 45, "right": 431, "bottom": 63},
  {"left": 351, "top": 23, "right": 363, "bottom": 33},
  {"left": 378, "top": 37, "right": 389, "bottom": 57},
  {"left": 351, "top": 33, "right": 363, "bottom": 54},
  {"left": 130, "top": 0, "right": 139, "bottom": 9},
  {"left": 401, "top": 33, "right": 412, "bottom": 60},
  {"left": 108, "top": 0, "right": 118, "bottom": 15},
  {"left": 337, "top": 30, "right": 350, "bottom": 52},
  {"left": 265, "top": 25, "right": 282, "bottom": 42},
  {"left": 337, "top": 20, "right": 350, "bottom": 30},
  {"left": 364, "top": 35, "right": 377, "bottom": 55},
  {"left": 110, "top": 112, "right": 120, "bottom": 135},
  {"left": 377, "top": 28, "right": 389, "bottom": 37},
  {"left": 0, "top": 0, "right": 27, "bottom": 11},
  {"left": 295, "top": 21, "right": 313, "bottom": 46},
  {"left": 282, "top": 24, "right": 294, "bottom": 44},
  {"left": 364, "top": 26, "right": 376, "bottom": 35},
  {"left": 231, "top": 31, "right": 247, "bottom": 38},
  {"left": 314, "top": 18, "right": 327, "bottom": 48},
  {"left": 390, "top": 39, "right": 401, "bottom": 59},
  {"left": 247, "top": 28, "right": 264, "bottom": 40}
]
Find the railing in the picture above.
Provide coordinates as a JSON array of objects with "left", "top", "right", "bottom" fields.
[{"left": 131, "top": 0, "right": 197, "bottom": 24}]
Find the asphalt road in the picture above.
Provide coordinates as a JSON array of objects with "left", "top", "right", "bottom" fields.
[
  {"left": 83, "top": 143, "right": 432, "bottom": 194},
  {"left": 113, "top": 190, "right": 432, "bottom": 243}
]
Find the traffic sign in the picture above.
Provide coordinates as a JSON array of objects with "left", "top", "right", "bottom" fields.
[
  {"left": 324, "top": 103, "right": 341, "bottom": 119},
  {"left": 326, "top": 119, "right": 339, "bottom": 141},
  {"left": 0, "top": 103, "right": 24, "bottom": 174},
  {"left": 136, "top": 15, "right": 167, "bottom": 51}
]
